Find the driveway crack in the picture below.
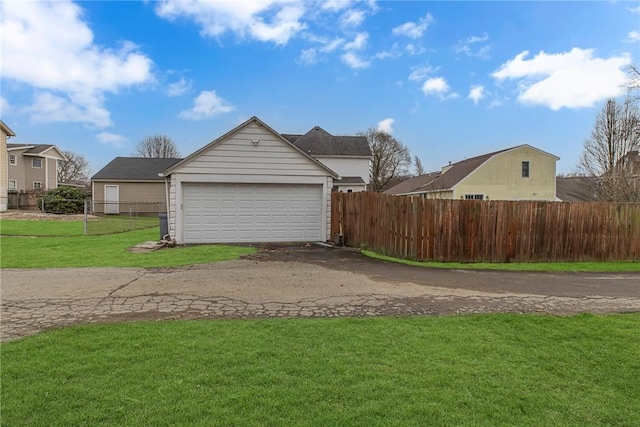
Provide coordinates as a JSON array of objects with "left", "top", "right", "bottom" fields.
[{"left": 107, "top": 271, "right": 148, "bottom": 297}]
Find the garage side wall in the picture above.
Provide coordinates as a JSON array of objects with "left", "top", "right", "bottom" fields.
[{"left": 168, "top": 122, "right": 334, "bottom": 243}]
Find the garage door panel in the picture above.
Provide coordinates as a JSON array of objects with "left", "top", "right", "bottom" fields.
[{"left": 183, "top": 183, "right": 323, "bottom": 243}]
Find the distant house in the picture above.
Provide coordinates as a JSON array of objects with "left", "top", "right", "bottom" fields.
[
  {"left": 385, "top": 144, "right": 559, "bottom": 201},
  {"left": 1, "top": 120, "right": 16, "bottom": 211},
  {"left": 555, "top": 177, "right": 597, "bottom": 202},
  {"left": 6, "top": 143, "right": 67, "bottom": 193},
  {"left": 91, "top": 157, "right": 182, "bottom": 214},
  {"left": 282, "top": 126, "right": 372, "bottom": 192}
]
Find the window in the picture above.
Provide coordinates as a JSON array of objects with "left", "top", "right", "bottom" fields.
[
  {"left": 8, "top": 180, "right": 17, "bottom": 190},
  {"left": 33, "top": 181, "right": 42, "bottom": 190},
  {"left": 522, "top": 161, "right": 530, "bottom": 178},
  {"left": 464, "top": 194, "right": 484, "bottom": 200},
  {"left": 9, "top": 154, "right": 16, "bottom": 165},
  {"left": 32, "top": 158, "right": 42, "bottom": 168}
]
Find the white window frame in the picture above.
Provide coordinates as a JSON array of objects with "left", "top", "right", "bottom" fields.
[
  {"left": 522, "top": 161, "right": 530, "bottom": 178},
  {"left": 33, "top": 181, "right": 43, "bottom": 190},
  {"left": 32, "top": 158, "right": 43, "bottom": 168},
  {"left": 9, "top": 154, "right": 16, "bottom": 165},
  {"left": 8, "top": 179, "right": 17, "bottom": 190},
  {"left": 464, "top": 194, "right": 484, "bottom": 200}
]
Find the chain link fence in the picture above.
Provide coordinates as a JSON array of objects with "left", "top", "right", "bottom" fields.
[{"left": 87, "top": 201, "right": 166, "bottom": 236}]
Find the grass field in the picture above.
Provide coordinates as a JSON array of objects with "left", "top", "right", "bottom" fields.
[
  {"left": 2, "top": 314, "right": 639, "bottom": 426},
  {"left": 0, "top": 220, "right": 255, "bottom": 268},
  {"left": 0, "top": 215, "right": 158, "bottom": 236},
  {"left": 362, "top": 250, "right": 640, "bottom": 272}
]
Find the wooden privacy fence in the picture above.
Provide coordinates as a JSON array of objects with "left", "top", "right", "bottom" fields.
[{"left": 331, "top": 192, "right": 640, "bottom": 263}]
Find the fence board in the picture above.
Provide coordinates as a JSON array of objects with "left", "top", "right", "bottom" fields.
[{"left": 331, "top": 192, "right": 640, "bottom": 263}]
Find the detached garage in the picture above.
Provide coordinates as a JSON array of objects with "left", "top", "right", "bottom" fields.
[{"left": 161, "top": 117, "right": 338, "bottom": 244}]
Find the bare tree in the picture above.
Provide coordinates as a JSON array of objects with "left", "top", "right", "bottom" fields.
[
  {"left": 57, "top": 151, "right": 91, "bottom": 185},
  {"left": 627, "top": 64, "right": 640, "bottom": 97},
  {"left": 132, "top": 134, "right": 181, "bottom": 158},
  {"left": 578, "top": 96, "right": 640, "bottom": 202},
  {"left": 414, "top": 155, "right": 425, "bottom": 175},
  {"left": 360, "top": 128, "right": 411, "bottom": 192}
]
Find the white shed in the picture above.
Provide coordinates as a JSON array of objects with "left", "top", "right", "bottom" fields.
[{"left": 161, "top": 117, "right": 339, "bottom": 244}]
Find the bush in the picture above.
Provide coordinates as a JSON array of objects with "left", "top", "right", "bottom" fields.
[{"left": 39, "top": 186, "right": 87, "bottom": 214}]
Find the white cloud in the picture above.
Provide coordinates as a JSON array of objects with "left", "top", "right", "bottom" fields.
[
  {"left": 377, "top": 118, "right": 394, "bottom": 134},
  {"left": 341, "top": 9, "right": 365, "bottom": 27},
  {"left": 422, "top": 77, "right": 458, "bottom": 99},
  {"left": 343, "top": 32, "right": 368, "bottom": 50},
  {"left": 156, "top": 0, "right": 306, "bottom": 46},
  {"left": 1, "top": 97, "right": 11, "bottom": 113},
  {"left": 404, "top": 43, "right": 425, "bottom": 56},
  {"left": 97, "top": 131, "right": 128, "bottom": 147},
  {"left": 493, "top": 48, "right": 631, "bottom": 110},
  {"left": 629, "top": 6, "right": 640, "bottom": 14},
  {"left": 180, "top": 90, "right": 235, "bottom": 120},
  {"left": 27, "top": 91, "right": 112, "bottom": 127},
  {"left": 392, "top": 13, "right": 434, "bottom": 39},
  {"left": 322, "top": 0, "right": 352, "bottom": 11},
  {"left": 627, "top": 31, "right": 640, "bottom": 43},
  {"left": 408, "top": 65, "right": 437, "bottom": 82},
  {"left": 341, "top": 52, "right": 370, "bottom": 69},
  {"left": 468, "top": 85, "right": 485, "bottom": 105},
  {"left": 456, "top": 32, "right": 490, "bottom": 59},
  {"left": 322, "top": 38, "right": 345, "bottom": 52},
  {"left": 0, "top": 0, "right": 153, "bottom": 127},
  {"left": 166, "top": 78, "right": 192, "bottom": 97},
  {"left": 374, "top": 43, "right": 401, "bottom": 60},
  {"left": 298, "top": 48, "right": 318, "bottom": 65}
]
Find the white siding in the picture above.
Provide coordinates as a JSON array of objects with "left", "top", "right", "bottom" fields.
[
  {"left": 315, "top": 156, "right": 370, "bottom": 184},
  {"left": 176, "top": 123, "right": 328, "bottom": 177},
  {"left": 168, "top": 120, "right": 333, "bottom": 243}
]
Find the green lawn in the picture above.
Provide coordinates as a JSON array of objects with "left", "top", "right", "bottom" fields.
[
  {"left": 0, "top": 216, "right": 158, "bottom": 236},
  {"left": 363, "top": 250, "right": 640, "bottom": 272},
  {"left": 0, "top": 220, "right": 255, "bottom": 268},
  {"left": 2, "top": 314, "right": 639, "bottom": 426}
]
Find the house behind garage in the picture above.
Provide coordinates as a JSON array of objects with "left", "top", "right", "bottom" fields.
[
  {"left": 161, "top": 116, "right": 349, "bottom": 244},
  {"left": 91, "top": 157, "right": 181, "bottom": 214}
]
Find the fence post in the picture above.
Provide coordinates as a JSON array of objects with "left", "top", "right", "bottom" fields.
[
  {"left": 129, "top": 205, "right": 133, "bottom": 230},
  {"left": 84, "top": 199, "right": 88, "bottom": 235}
]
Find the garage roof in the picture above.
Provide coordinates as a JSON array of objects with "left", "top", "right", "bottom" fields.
[{"left": 92, "top": 157, "right": 182, "bottom": 180}]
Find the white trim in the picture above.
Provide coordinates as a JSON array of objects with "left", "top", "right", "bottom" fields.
[
  {"left": 33, "top": 181, "right": 42, "bottom": 190},
  {"left": 32, "top": 158, "right": 43, "bottom": 168},
  {"left": 8, "top": 154, "right": 16, "bottom": 165},
  {"left": 8, "top": 179, "right": 17, "bottom": 190}
]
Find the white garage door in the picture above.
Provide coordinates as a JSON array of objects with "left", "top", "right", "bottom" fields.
[{"left": 183, "top": 183, "right": 324, "bottom": 243}]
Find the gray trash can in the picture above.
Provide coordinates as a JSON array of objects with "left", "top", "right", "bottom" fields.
[{"left": 158, "top": 213, "right": 169, "bottom": 240}]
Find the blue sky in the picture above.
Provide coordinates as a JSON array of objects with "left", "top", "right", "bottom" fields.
[{"left": 1, "top": 1, "right": 639, "bottom": 175}]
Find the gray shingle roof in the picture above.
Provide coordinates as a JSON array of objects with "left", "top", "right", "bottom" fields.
[
  {"left": 7, "top": 143, "right": 57, "bottom": 155},
  {"left": 283, "top": 126, "right": 371, "bottom": 157},
  {"left": 383, "top": 172, "right": 441, "bottom": 195},
  {"left": 336, "top": 176, "right": 365, "bottom": 184},
  {"left": 555, "top": 177, "right": 597, "bottom": 202},
  {"left": 92, "top": 157, "right": 182, "bottom": 181}
]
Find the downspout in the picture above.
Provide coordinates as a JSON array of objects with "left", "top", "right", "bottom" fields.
[{"left": 161, "top": 173, "right": 171, "bottom": 240}]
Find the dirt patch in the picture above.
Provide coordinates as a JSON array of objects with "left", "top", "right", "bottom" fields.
[{"left": 0, "top": 210, "right": 89, "bottom": 221}]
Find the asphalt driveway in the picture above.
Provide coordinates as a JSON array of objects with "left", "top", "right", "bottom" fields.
[{"left": 2, "top": 244, "right": 639, "bottom": 342}]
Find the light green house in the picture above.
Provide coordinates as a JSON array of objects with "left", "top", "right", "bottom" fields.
[{"left": 385, "top": 144, "right": 559, "bottom": 201}]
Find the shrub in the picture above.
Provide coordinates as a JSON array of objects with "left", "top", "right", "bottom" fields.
[{"left": 39, "top": 186, "right": 87, "bottom": 214}]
